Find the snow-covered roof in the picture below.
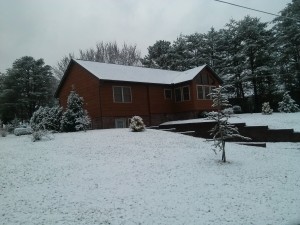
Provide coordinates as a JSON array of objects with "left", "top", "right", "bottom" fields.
[{"left": 74, "top": 59, "right": 207, "bottom": 85}]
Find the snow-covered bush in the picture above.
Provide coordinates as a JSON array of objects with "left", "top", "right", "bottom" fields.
[
  {"left": 232, "top": 105, "right": 242, "bottom": 114},
  {"left": 278, "top": 92, "right": 299, "bottom": 113},
  {"left": 129, "top": 116, "right": 145, "bottom": 132},
  {"left": 222, "top": 107, "right": 234, "bottom": 115},
  {"left": 262, "top": 102, "right": 273, "bottom": 115},
  {"left": 61, "top": 90, "right": 91, "bottom": 132},
  {"left": 1, "top": 128, "right": 7, "bottom": 137},
  {"left": 30, "top": 106, "right": 63, "bottom": 132},
  {"left": 14, "top": 127, "right": 33, "bottom": 136}
]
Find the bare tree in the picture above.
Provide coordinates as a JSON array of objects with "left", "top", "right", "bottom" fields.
[{"left": 53, "top": 41, "right": 141, "bottom": 79}]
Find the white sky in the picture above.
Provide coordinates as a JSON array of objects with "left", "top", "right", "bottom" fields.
[{"left": 0, "top": 0, "right": 291, "bottom": 73}]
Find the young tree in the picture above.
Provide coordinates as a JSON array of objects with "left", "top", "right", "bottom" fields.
[
  {"left": 278, "top": 91, "right": 300, "bottom": 113},
  {"left": 0, "top": 56, "right": 57, "bottom": 122},
  {"left": 61, "top": 90, "right": 91, "bottom": 132},
  {"left": 207, "top": 86, "right": 249, "bottom": 162}
]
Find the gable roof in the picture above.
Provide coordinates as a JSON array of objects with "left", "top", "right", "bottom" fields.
[
  {"left": 73, "top": 59, "right": 207, "bottom": 85},
  {"left": 55, "top": 59, "right": 222, "bottom": 97}
]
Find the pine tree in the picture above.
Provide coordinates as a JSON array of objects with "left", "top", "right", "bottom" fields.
[
  {"left": 278, "top": 92, "right": 300, "bottom": 113},
  {"left": 273, "top": 0, "right": 300, "bottom": 91},
  {"left": 207, "top": 86, "right": 249, "bottom": 162},
  {"left": 61, "top": 90, "right": 91, "bottom": 132}
]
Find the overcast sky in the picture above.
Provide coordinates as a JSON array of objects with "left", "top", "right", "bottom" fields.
[{"left": 0, "top": 0, "right": 291, "bottom": 73}]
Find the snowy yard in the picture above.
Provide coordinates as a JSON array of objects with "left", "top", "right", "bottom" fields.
[{"left": 1, "top": 113, "right": 300, "bottom": 225}]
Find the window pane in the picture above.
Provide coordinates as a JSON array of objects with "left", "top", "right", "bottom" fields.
[
  {"left": 197, "top": 86, "right": 204, "bottom": 99},
  {"left": 123, "top": 87, "right": 132, "bottom": 102},
  {"left": 182, "top": 86, "right": 190, "bottom": 101},
  {"left": 204, "top": 86, "right": 210, "bottom": 99},
  {"left": 175, "top": 88, "right": 181, "bottom": 102},
  {"left": 164, "top": 89, "right": 172, "bottom": 99},
  {"left": 113, "top": 87, "right": 122, "bottom": 102}
]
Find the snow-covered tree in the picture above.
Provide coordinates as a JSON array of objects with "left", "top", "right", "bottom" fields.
[
  {"left": 207, "top": 86, "right": 249, "bottom": 162},
  {"left": 261, "top": 102, "right": 273, "bottom": 115},
  {"left": 61, "top": 90, "right": 91, "bottom": 132},
  {"left": 278, "top": 92, "right": 300, "bottom": 113},
  {"left": 30, "top": 106, "right": 63, "bottom": 132},
  {"left": 129, "top": 116, "right": 146, "bottom": 132},
  {"left": 273, "top": 0, "right": 300, "bottom": 91},
  {"left": 142, "top": 40, "right": 173, "bottom": 69},
  {"left": 0, "top": 56, "right": 57, "bottom": 123}
]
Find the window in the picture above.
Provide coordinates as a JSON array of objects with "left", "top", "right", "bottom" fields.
[
  {"left": 197, "top": 85, "right": 215, "bottom": 99},
  {"left": 115, "top": 118, "right": 127, "bottom": 128},
  {"left": 175, "top": 88, "right": 182, "bottom": 102},
  {"left": 164, "top": 89, "right": 172, "bottom": 100},
  {"left": 175, "top": 86, "right": 190, "bottom": 102},
  {"left": 113, "top": 86, "right": 132, "bottom": 103}
]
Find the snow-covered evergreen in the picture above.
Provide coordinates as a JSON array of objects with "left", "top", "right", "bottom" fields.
[
  {"left": 261, "top": 102, "right": 273, "bottom": 115},
  {"left": 61, "top": 90, "right": 91, "bottom": 132},
  {"left": 278, "top": 92, "right": 300, "bottom": 113},
  {"left": 129, "top": 116, "right": 145, "bottom": 132}
]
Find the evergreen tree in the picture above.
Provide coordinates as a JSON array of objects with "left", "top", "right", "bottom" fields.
[
  {"left": 142, "top": 40, "right": 172, "bottom": 69},
  {"left": 61, "top": 90, "right": 91, "bottom": 132},
  {"left": 0, "top": 56, "right": 57, "bottom": 123},
  {"left": 278, "top": 91, "right": 300, "bottom": 113},
  {"left": 273, "top": 0, "right": 300, "bottom": 91}
]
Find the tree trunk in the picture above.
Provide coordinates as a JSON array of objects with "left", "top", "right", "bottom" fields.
[{"left": 222, "top": 140, "right": 226, "bottom": 162}]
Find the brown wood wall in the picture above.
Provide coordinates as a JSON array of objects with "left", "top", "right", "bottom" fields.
[{"left": 57, "top": 63, "right": 221, "bottom": 128}]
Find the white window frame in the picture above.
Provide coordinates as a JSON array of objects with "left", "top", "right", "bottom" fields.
[
  {"left": 197, "top": 85, "right": 216, "bottom": 100},
  {"left": 113, "top": 86, "right": 132, "bottom": 103}
]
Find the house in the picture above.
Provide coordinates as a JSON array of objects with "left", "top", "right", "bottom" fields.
[{"left": 55, "top": 59, "right": 222, "bottom": 129}]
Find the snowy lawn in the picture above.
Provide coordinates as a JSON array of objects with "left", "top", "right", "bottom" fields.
[
  {"left": 1, "top": 122, "right": 300, "bottom": 224},
  {"left": 162, "top": 112, "right": 300, "bottom": 132}
]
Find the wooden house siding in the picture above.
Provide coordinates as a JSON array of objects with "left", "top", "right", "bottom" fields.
[
  {"left": 57, "top": 63, "right": 101, "bottom": 120},
  {"left": 55, "top": 60, "right": 222, "bottom": 129}
]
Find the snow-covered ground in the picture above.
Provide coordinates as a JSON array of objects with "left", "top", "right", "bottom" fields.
[
  {"left": 162, "top": 112, "right": 300, "bottom": 132},
  {"left": 1, "top": 114, "right": 300, "bottom": 225}
]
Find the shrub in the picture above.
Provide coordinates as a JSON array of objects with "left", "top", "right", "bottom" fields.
[
  {"left": 129, "top": 116, "right": 145, "bottom": 132},
  {"left": 14, "top": 127, "right": 33, "bottom": 136},
  {"left": 232, "top": 105, "right": 242, "bottom": 114},
  {"left": 1, "top": 129, "right": 7, "bottom": 137},
  {"left": 278, "top": 92, "right": 300, "bottom": 113},
  {"left": 262, "top": 102, "right": 273, "bottom": 115},
  {"left": 30, "top": 106, "right": 63, "bottom": 132},
  {"left": 222, "top": 107, "right": 234, "bottom": 115}
]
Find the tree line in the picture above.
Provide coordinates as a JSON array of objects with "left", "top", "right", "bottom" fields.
[
  {"left": 0, "top": 0, "right": 299, "bottom": 123},
  {"left": 143, "top": 0, "right": 300, "bottom": 112}
]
